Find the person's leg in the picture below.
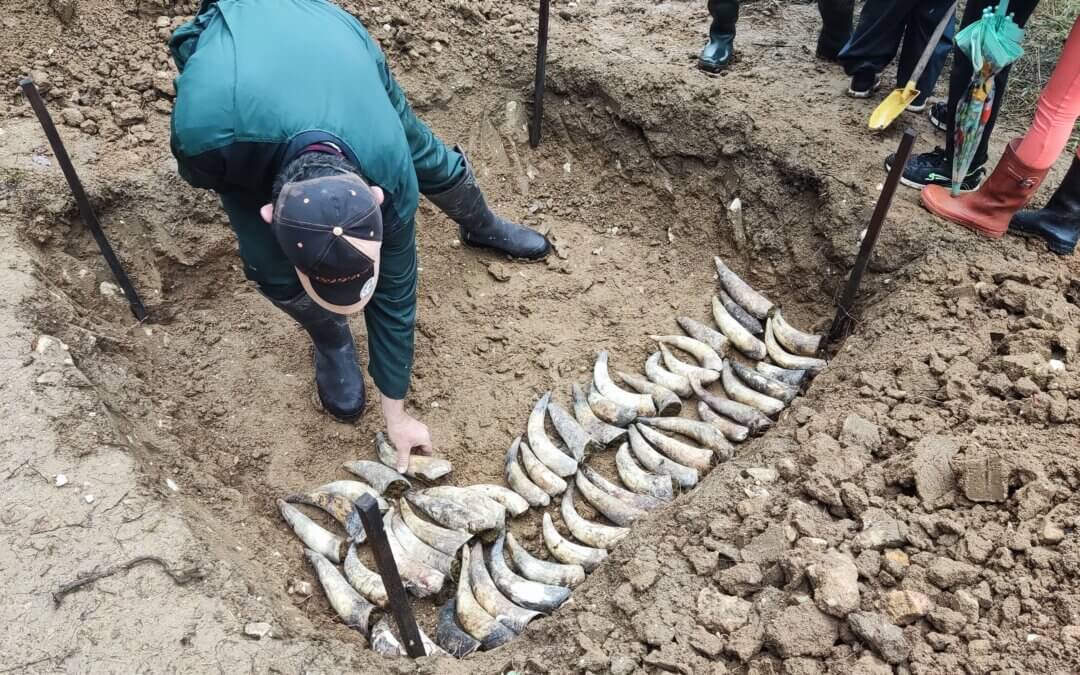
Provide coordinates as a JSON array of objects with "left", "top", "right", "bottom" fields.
[
  {"left": 220, "top": 191, "right": 366, "bottom": 421},
  {"left": 944, "top": 0, "right": 1042, "bottom": 169},
  {"left": 895, "top": 0, "right": 956, "bottom": 110},
  {"left": 837, "top": 0, "right": 914, "bottom": 95},
  {"left": 698, "top": 0, "right": 740, "bottom": 72},
  {"left": 1015, "top": 17, "right": 1080, "bottom": 170},
  {"left": 1009, "top": 17, "right": 1080, "bottom": 254},
  {"left": 891, "top": 0, "right": 1041, "bottom": 189},
  {"left": 816, "top": 0, "right": 855, "bottom": 61}
]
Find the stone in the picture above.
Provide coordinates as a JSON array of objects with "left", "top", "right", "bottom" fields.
[
  {"left": 958, "top": 452, "right": 1007, "bottom": 503},
  {"left": 1014, "top": 376, "right": 1040, "bottom": 397},
  {"left": 1041, "top": 519, "right": 1066, "bottom": 545},
  {"left": 687, "top": 546, "right": 720, "bottom": 575},
  {"left": 726, "top": 618, "right": 764, "bottom": 662},
  {"left": 61, "top": 107, "right": 85, "bottom": 127},
  {"left": 928, "top": 606, "right": 967, "bottom": 634},
  {"left": 745, "top": 467, "right": 779, "bottom": 483},
  {"left": 882, "top": 590, "right": 933, "bottom": 625},
  {"left": 999, "top": 352, "right": 1045, "bottom": 381},
  {"left": 928, "top": 558, "right": 980, "bottom": 589},
  {"left": 925, "top": 631, "right": 958, "bottom": 651},
  {"left": 609, "top": 655, "right": 638, "bottom": 675},
  {"left": 963, "top": 530, "right": 994, "bottom": 563},
  {"left": 807, "top": 550, "right": 860, "bottom": 618},
  {"left": 803, "top": 472, "right": 843, "bottom": 507},
  {"left": 112, "top": 103, "right": 146, "bottom": 127},
  {"left": 840, "top": 414, "right": 882, "bottom": 451},
  {"left": 840, "top": 482, "right": 870, "bottom": 517},
  {"left": 911, "top": 435, "right": 959, "bottom": 509},
  {"left": 690, "top": 626, "right": 725, "bottom": 659},
  {"left": 741, "top": 524, "right": 792, "bottom": 565},
  {"left": 810, "top": 433, "right": 867, "bottom": 482},
  {"left": 697, "top": 587, "right": 752, "bottom": 634},
  {"left": 153, "top": 70, "right": 175, "bottom": 97},
  {"left": 244, "top": 622, "right": 272, "bottom": 639},
  {"left": 719, "top": 563, "right": 764, "bottom": 596},
  {"left": 99, "top": 281, "right": 124, "bottom": 300},
  {"left": 847, "top": 612, "right": 910, "bottom": 664},
  {"left": 953, "top": 590, "right": 980, "bottom": 623},
  {"left": 855, "top": 550, "right": 882, "bottom": 579},
  {"left": 776, "top": 458, "right": 798, "bottom": 480},
  {"left": 765, "top": 604, "right": 838, "bottom": 658},
  {"left": 882, "top": 549, "right": 909, "bottom": 578},
  {"left": 854, "top": 508, "right": 906, "bottom": 551}
]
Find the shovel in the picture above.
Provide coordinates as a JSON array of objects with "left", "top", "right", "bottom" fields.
[{"left": 868, "top": 0, "right": 958, "bottom": 131}]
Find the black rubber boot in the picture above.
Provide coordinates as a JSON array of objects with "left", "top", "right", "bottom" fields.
[
  {"left": 425, "top": 147, "right": 550, "bottom": 260},
  {"left": 698, "top": 0, "right": 738, "bottom": 73},
  {"left": 268, "top": 291, "right": 366, "bottom": 422},
  {"left": 1009, "top": 154, "right": 1080, "bottom": 255}
]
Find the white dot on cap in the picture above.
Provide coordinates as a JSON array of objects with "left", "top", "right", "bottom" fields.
[
  {"left": 333, "top": 226, "right": 344, "bottom": 236},
  {"left": 303, "top": 198, "right": 310, "bottom": 204},
  {"left": 350, "top": 190, "right": 357, "bottom": 197},
  {"left": 297, "top": 242, "right": 304, "bottom": 248}
]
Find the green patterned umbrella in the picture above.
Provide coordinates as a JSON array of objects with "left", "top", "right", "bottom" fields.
[{"left": 951, "top": 0, "right": 1026, "bottom": 195}]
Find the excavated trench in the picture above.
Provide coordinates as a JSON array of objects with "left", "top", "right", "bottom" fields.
[{"left": 12, "top": 73, "right": 895, "bottom": 662}]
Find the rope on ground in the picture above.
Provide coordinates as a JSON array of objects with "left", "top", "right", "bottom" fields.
[{"left": 52, "top": 555, "right": 208, "bottom": 607}]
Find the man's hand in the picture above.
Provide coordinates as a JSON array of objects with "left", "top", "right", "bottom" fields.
[{"left": 381, "top": 395, "right": 433, "bottom": 473}]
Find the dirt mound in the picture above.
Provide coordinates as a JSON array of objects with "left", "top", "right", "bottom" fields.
[{"left": 2, "top": 0, "right": 1079, "bottom": 673}]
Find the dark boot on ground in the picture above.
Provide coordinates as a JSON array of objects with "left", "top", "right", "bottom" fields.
[
  {"left": 426, "top": 147, "right": 550, "bottom": 260},
  {"left": 1009, "top": 153, "right": 1080, "bottom": 255},
  {"left": 919, "top": 139, "right": 1049, "bottom": 239},
  {"left": 698, "top": 0, "right": 738, "bottom": 72},
  {"left": 268, "top": 291, "right": 366, "bottom": 422}
]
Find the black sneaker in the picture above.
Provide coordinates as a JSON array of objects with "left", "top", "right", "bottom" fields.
[
  {"left": 847, "top": 72, "right": 881, "bottom": 98},
  {"left": 884, "top": 146, "right": 985, "bottom": 190},
  {"left": 906, "top": 91, "right": 930, "bottom": 113},
  {"left": 928, "top": 102, "right": 948, "bottom": 132}
]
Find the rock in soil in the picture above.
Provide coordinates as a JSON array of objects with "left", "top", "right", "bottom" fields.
[
  {"left": 765, "top": 604, "right": 839, "bottom": 658},
  {"left": 847, "top": 612, "right": 910, "bottom": 664},
  {"left": 882, "top": 590, "right": 933, "bottom": 625},
  {"left": 807, "top": 550, "right": 859, "bottom": 618},
  {"left": 697, "top": 587, "right": 752, "bottom": 634}
]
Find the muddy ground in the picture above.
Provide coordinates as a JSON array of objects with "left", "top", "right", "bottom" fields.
[{"left": 2, "top": 0, "right": 1080, "bottom": 673}]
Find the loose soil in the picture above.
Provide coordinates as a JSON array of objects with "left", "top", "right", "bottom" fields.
[{"left": 2, "top": 0, "right": 1079, "bottom": 673}]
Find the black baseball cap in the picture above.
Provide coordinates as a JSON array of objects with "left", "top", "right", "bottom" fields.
[{"left": 271, "top": 172, "right": 384, "bottom": 313}]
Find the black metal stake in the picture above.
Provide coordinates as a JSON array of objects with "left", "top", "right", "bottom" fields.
[
  {"left": 353, "top": 494, "right": 426, "bottom": 658},
  {"left": 529, "top": 0, "right": 551, "bottom": 148},
  {"left": 827, "top": 128, "right": 917, "bottom": 345},
  {"left": 19, "top": 78, "right": 148, "bottom": 322}
]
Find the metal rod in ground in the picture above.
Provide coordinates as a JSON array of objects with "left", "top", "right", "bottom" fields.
[
  {"left": 826, "top": 128, "right": 917, "bottom": 345},
  {"left": 353, "top": 494, "right": 426, "bottom": 658},
  {"left": 529, "top": 0, "right": 551, "bottom": 148},
  {"left": 19, "top": 78, "right": 149, "bottom": 323}
]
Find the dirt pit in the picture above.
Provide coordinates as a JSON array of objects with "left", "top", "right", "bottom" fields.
[{"left": 3, "top": 0, "right": 1080, "bottom": 673}]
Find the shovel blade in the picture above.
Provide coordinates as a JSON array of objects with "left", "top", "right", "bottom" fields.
[{"left": 868, "top": 85, "right": 920, "bottom": 131}]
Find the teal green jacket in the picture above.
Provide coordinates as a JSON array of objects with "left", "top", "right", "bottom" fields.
[{"left": 169, "top": 0, "right": 463, "bottom": 400}]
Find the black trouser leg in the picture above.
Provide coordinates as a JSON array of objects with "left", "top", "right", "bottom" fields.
[
  {"left": 944, "top": 0, "right": 1042, "bottom": 169},
  {"left": 699, "top": 0, "right": 740, "bottom": 71},
  {"left": 837, "top": 0, "right": 914, "bottom": 77},
  {"left": 816, "top": 0, "right": 854, "bottom": 60},
  {"left": 895, "top": 0, "right": 955, "bottom": 95},
  {"left": 707, "top": 0, "right": 739, "bottom": 37}
]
